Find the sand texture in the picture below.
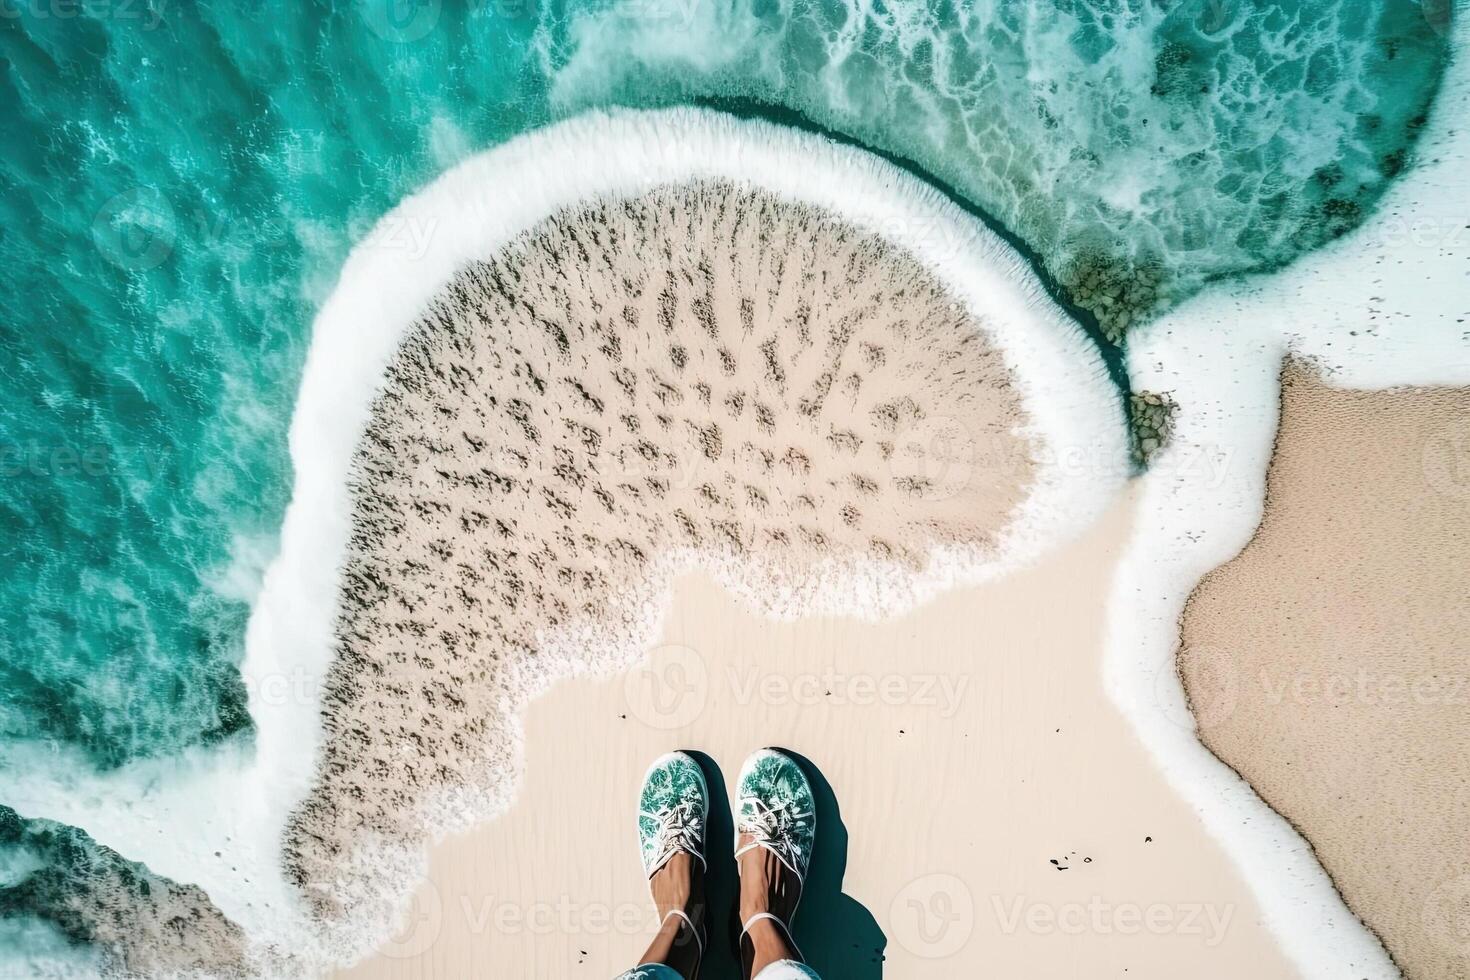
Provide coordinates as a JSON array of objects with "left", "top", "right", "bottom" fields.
[
  {"left": 286, "top": 181, "right": 1046, "bottom": 945},
  {"left": 1180, "top": 364, "right": 1470, "bottom": 978},
  {"left": 337, "top": 492, "right": 1297, "bottom": 979}
]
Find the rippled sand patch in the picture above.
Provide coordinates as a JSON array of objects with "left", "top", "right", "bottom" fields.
[{"left": 284, "top": 181, "right": 1038, "bottom": 935}]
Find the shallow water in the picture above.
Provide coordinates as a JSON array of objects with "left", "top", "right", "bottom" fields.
[{"left": 0, "top": 0, "right": 1451, "bottom": 970}]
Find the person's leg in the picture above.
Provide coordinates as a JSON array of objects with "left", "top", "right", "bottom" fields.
[
  {"left": 738, "top": 845, "right": 802, "bottom": 976},
  {"left": 734, "top": 750, "right": 817, "bottom": 980},
  {"left": 631, "top": 849, "right": 705, "bottom": 978},
  {"left": 622, "top": 752, "right": 709, "bottom": 980},
  {"left": 752, "top": 963, "right": 823, "bottom": 979}
]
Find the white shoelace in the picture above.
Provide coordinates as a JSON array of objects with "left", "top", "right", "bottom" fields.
[
  {"left": 737, "top": 796, "right": 811, "bottom": 878},
  {"left": 644, "top": 797, "right": 704, "bottom": 871}
]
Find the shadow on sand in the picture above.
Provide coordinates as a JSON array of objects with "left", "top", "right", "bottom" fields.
[{"left": 689, "top": 749, "right": 886, "bottom": 979}]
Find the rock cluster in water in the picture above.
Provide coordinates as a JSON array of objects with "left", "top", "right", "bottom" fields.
[
  {"left": 1058, "top": 248, "right": 1170, "bottom": 345},
  {"left": 1129, "top": 390, "right": 1176, "bottom": 465}
]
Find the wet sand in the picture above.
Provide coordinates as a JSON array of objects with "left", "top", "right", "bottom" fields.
[
  {"left": 340, "top": 490, "right": 1298, "bottom": 979},
  {"left": 1180, "top": 364, "right": 1470, "bottom": 979}
]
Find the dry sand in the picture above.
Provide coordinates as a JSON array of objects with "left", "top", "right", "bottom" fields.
[
  {"left": 1180, "top": 364, "right": 1470, "bottom": 979},
  {"left": 339, "top": 490, "right": 1298, "bottom": 979}
]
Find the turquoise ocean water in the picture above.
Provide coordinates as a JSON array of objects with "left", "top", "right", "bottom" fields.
[{"left": 0, "top": 0, "right": 1451, "bottom": 966}]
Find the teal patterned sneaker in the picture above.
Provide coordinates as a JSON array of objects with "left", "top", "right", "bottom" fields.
[
  {"left": 734, "top": 748, "right": 816, "bottom": 964},
  {"left": 734, "top": 749, "right": 816, "bottom": 886},
  {"left": 638, "top": 751, "right": 710, "bottom": 878},
  {"left": 637, "top": 752, "right": 709, "bottom": 976}
]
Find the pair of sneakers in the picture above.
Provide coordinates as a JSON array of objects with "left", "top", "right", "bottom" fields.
[{"left": 637, "top": 748, "right": 816, "bottom": 978}]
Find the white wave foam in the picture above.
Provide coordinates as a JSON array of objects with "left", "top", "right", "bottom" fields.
[
  {"left": 3, "top": 108, "right": 1126, "bottom": 972},
  {"left": 0, "top": 918, "right": 105, "bottom": 980},
  {"left": 1108, "top": 18, "right": 1470, "bottom": 980}
]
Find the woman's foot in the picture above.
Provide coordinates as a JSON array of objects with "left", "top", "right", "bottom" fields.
[
  {"left": 637, "top": 752, "right": 709, "bottom": 979},
  {"left": 734, "top": 749, "right": 816, "bottom": 978}
]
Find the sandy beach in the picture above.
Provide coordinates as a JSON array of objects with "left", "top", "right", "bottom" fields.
[
  {"left": 339, "top": 489, "right": 1296, "bottom": 979},
  {"left": 1180, "top": 364, "right": 1470, "bottom": 978},
  {"left": 281, "top": 167, "right": 1134, "bottom": 961},
  {"left": 0, "top": 8, "right": 1464, "bottom": 977}
]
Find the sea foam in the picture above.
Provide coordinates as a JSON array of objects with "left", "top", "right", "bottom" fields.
[
  {"left": 4, "top": 108, "right": 1127, "bottom": 973},
  {"left": 1107, "top": 15, "right": 1470, "bottom": 979}
]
